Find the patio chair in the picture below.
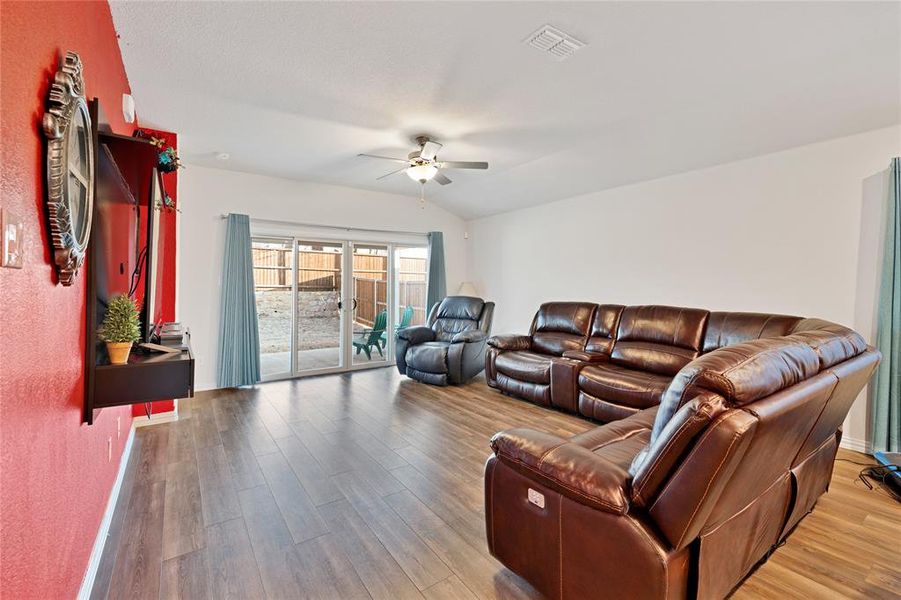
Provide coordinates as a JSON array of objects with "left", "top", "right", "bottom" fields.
[
  {"left": 381, "top": 305, "right": 414, "bottom": 347},
  {"left": 353, "top": 309, "right": 387, "bottom": 360}
]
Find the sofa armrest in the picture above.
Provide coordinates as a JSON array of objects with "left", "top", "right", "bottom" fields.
[
  {"left": 452, "top": 330, "right": 487, "bottom": 344},
  {"left": 397, "top": 326, "right": 436, "bottom": 344},
  {"left": 487, "top": 335, "right": 531, "bottom": 351},
  {"left": 562, "top": 350, "right": 609, "bottom": 363},
  {"left": 490, "top": 428, "right": 630, "bottom": 515}
]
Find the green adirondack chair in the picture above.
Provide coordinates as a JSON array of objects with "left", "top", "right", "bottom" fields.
[
  {"left": 353, "top": 309, "right": 388, "bottom": 360},
  {"left": 382, "top": 305, "right": 414, "bottom": 347}
]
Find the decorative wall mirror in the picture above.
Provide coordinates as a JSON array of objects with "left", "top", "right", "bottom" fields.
[{"left": 42, "top": 51, "right": 94, "bottom": 286}]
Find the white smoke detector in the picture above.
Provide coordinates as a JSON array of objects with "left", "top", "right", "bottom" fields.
[
  {"left": 122, "top": 94, "right": 136, "bottom": 123},
  {"left": 524, "top": 25, "right": 586, "bottom": 61}
]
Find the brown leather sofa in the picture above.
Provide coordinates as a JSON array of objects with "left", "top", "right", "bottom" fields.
[{"left": 484, "top": 303, "right": 879, "bottom": 599}]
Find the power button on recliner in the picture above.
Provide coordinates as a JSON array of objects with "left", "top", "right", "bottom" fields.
[{"left": 527, "top": 488, "right": 545, "bottom": 509}]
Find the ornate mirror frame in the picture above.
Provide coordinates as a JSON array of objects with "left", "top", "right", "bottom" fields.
[{"left": 42, "top": 51, "right": 95, "bottom": 286}]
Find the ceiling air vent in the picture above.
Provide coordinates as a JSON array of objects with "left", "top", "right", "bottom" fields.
[{"left": 524, "top": 25, "right": 586, "bottom": 61}]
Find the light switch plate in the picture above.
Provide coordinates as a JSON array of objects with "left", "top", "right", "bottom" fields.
[{"left": 0, "top": 208, "right": 24, "bottom": 269}]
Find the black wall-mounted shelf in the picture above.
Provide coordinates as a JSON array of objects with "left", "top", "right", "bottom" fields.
[
  {"left": 84, "top": 100, "right": 194, "bottom": 424},
  {"left": 91, "top": 338, "right": 194, "bottom": 409}
]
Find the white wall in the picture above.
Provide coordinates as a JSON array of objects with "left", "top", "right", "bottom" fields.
[
  {"left": 466, "top": 126, "right": 900, "bottom": 450},
  {"left": 178, "top": 166, "right": 467, "bottom": 390}
]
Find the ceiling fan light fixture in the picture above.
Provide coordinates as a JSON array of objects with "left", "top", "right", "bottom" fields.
[{"left": 406, "top": 164, "right": 438, "bottom": 182}]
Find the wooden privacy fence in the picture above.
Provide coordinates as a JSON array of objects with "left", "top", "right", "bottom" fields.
[
  {"left": 252, "top": 246, "right": 428, "bottom": 327},
  {"left": 353, "top": 279, "right": 428, "bottom": 327}
]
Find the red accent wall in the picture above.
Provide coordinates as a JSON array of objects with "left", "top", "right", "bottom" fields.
[
  {"left": 0, "top": 2, "right": 136, "bottom": 597},
  {"left": 131, "top": 127, "right": 178, "bottom": 417}
]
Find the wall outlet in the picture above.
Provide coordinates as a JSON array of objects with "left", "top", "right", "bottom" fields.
[{"left": 107, "top": 437, "right": 112, "bottom": 462}]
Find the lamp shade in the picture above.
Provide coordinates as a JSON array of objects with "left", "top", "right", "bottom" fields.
[{"left": 457, "top": 281, "right": 478, "bottom": 297}]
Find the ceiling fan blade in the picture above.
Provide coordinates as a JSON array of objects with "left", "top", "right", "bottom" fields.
[
  {"left": 438, "top": 161, "right": 488, "bottom": 170},
  {"left": 434, "top": 172, "right": 452, "bottom": 185},
  {"left": 420, "top": 141, "right": 442, "bottom": 161},
  {"left": 376, "top": 166, "right": 409, "bottom": 180},
  {"left": 358, "top": 153, "right": 409, "bottom": 164}
]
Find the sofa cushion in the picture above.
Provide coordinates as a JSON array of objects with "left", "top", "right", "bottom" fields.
[
  {"left": 578, "top": 393, "right": 642, "bottom": 423},
  {"left": 571, "top": 406, "right": 657, "bottom": 449},
  {"left": 579, "top": 363, "right": 672, "bottom": 410},
  {"left": 570, "top": 407, "right": 657, "bottom": 471},
  {"left": 702, "top": 312, "right": 802, "bottom": 353},
  {"left": 495, "top": 374, "right": 551, "bottom": 406},
  {"left": 611, "top": 306, "right": 709, "bottom": 375},
  {"left": 531, "top": 302, "right": 596, "bottom": 356},
  {"left": 584, "top": 304, "right": 625, "bottom": 355},
  {"left": 788, "top": 318, "right": 868, "bottom": 369},
  {"left": 651, "top": 337, "right": 820, "bottom": 442},
  {"left": 495, "top": 351, "right": 552, "bottom": 384},
  {"left": 406, "top": 342, "right": 450, "bottom": 374}
]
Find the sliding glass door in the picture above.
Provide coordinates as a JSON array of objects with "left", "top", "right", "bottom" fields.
[
  {"left": 252, "top": 234, "right": 427, "bottom": 381},
  {"left": 351, "top": 244, "right": 389, "bottom": 365},
  {"left": 295, "top": 240, "right": 344, "bottom": 373},
  {"left": 252, "top": 238, "right": 294, "bottom": 379},
  {"left": 395, "top": 246, "right": 429, "bottom": 328}
]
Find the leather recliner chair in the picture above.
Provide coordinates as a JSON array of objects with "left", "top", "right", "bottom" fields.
[
  {"left": 396, "top": 296, "right": 495, "bottom": 385},
  {"left": 484, "top": 308, "right": 879, "bottom": 599}
]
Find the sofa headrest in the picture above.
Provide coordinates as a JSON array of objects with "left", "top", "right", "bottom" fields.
[
  {"left": 668, "top": 338, "right": 820, "bottom": 406},
  {"left": 616, "top": 305, "right": 709, "bottom": 351},
  {"left": 534, "top": 302, "right": 596, "bottom": 335},
  {"left": 436, "top": 296, "right": 484, "bottom": 321},
  {"left": 650, "top": 338, "right": 820, "bottom": 441},
  {"left": 788, "top": 318, "right": 868, "bottom": 369},
  {"left": 702, "top": 312, "right": 803, "bottom": 353}
]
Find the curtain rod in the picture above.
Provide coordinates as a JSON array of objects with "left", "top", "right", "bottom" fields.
[{"left": 220, "top": 213, "right": 428, "bottom": 237}]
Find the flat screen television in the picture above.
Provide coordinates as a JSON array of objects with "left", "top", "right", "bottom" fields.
[
  {"left": 92, "top": 133, "right": 169, "bottom": 348},
  {"left": 146, "top": 169, "right": 167, "bottom": 340}
]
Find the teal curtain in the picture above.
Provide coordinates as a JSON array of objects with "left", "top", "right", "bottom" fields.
[
  {"left": 427, "top": 231, "right": 447, "bottom": 311},
  {"left": 217, "top": 214, "right": 261, "bottom": 388},
  {"left": 872, "top": 158, "right": 901, "bottom": 452}
]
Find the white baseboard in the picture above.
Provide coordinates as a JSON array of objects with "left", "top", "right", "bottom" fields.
[
  {"left": 77, "top": 424, "right": 136, "bottom": 600},
  {"left": 840, "top": 436, "right": 872, "bottom": 454},
  {"left": 132, "top": 404, "right": 179, "bottom": 428}
]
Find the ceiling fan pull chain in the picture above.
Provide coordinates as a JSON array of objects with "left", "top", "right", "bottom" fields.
[{"left": 419, "top": 181, "right": 426, "bottom": 209}]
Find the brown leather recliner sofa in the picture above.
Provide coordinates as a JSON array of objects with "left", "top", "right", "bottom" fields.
[{"left": 484, "top": 303, "right": 879, "bottom": 599}]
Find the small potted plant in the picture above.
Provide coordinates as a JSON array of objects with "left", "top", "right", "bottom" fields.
[{"left": 98, "top": 294, "right": 141, "bottom": 365}]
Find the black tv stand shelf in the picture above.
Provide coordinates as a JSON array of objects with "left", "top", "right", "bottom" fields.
[{"left": 91, "top": 336, "right": 195, "bottom": 411}]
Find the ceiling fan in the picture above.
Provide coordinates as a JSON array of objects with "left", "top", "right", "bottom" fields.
[{"left": 358, "top": 135, "right": 488, "bottom": 187}]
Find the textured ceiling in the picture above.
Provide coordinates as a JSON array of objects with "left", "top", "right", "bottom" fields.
[{"left": 111, "top": 1, "right": 900, "bottom": 219}]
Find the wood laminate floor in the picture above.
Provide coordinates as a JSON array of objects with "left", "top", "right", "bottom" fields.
[{"left": 91, "top": 368, "right": 900, "bottom": 599}]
